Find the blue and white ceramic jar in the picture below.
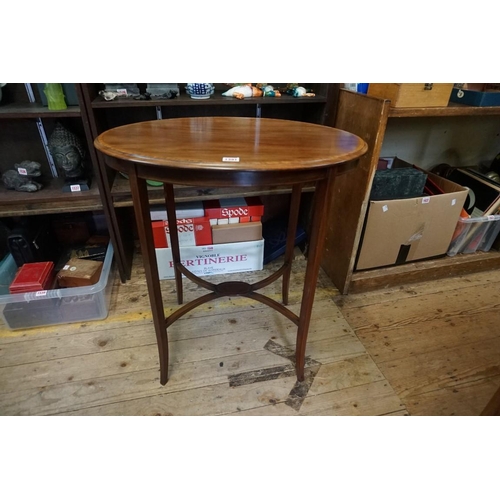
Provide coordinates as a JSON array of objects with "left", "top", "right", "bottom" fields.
[{"left": 185, "top": 83, "right": 215, "bottom": 99}]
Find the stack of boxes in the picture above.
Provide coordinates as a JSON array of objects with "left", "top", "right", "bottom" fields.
[{"left": 152, "top": 198, "right": 265, "bottom": 279}]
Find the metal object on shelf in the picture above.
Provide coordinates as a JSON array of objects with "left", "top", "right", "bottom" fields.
[{"left": 24, "top": 83, "right": 58, "bottom": 177}]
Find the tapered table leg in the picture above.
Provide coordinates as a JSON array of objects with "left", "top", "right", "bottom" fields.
[
  {"left": 295, "top": 171, "right": 336, "bottom": 381},
  {"left": 164, "top": 183, "right": 183, "bottom": 305},
  {"left": 282, "top": 184, "right": 303, "bottom": 305},
  {"left": 129, "top": 167, "right": 169, "bottom": 384}
]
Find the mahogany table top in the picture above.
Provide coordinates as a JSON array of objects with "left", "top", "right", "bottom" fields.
[{"left": 94, "top": 116, "right": 368, "bottom": 173}]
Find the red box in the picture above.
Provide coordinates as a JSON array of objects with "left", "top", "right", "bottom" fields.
[
  {"left": 203, "top": 197, "right": 264, "bottom": 225},
  {"left": 9, "top": 261, "right": 54, "bottom": 294},
  {"left": 152, "top": 217, "right": 212, "bottom": 248}
]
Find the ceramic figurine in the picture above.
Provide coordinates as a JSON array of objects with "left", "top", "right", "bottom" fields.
[
  {"left": 99, "top": 90, "right": 120, "bottom": 101},
  {"left": 103, "top": 83, "right": 140, "bottom": 96},
  {"left": 48, "top": 123, "right": 91, "bottom": 191},
  {"left": 286, "top": 83, "right": 315, "bottom": 97},
  {"left": 293, "top": 86, "right": 316, "bottom": 97},
  {"left": 146, "top": 84, "right": 180, "bottom": 96},
  {"left": 222, "top": 84, "right": 263, "bottom": 99},
  {"left": 185, "top": 83, "right": 215, "bottom": 99},
  {"left": 262, "top": 85, "right": 281, "bottom": 97},
  {"left": 2, "top": 162, "right": 43, "bottom": 192}
]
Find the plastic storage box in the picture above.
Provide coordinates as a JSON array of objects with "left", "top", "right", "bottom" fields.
[
  {"left": 0, "top": 243, "right": 115, "bottom": 330},
  {"left": 447, "top": 215, "right": 500, "bottom": 256},
  {"left": 0, "top": 254, "right": 18, "bottom": 295}
]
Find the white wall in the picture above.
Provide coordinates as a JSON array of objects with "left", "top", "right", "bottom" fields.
[{"left": 380, "top": 116, "right": 500, "bottom": 170}]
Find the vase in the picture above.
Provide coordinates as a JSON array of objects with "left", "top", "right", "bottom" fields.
[
  {"left": 185, "top": 83, "right": 214, "bottom": 99},
  {"left": 44, "top": 83, "right": 67, "bottom": 110}
]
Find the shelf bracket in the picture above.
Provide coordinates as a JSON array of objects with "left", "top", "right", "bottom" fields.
[{"left": 24, "top": 83, "right": 58, "bottom": 178}]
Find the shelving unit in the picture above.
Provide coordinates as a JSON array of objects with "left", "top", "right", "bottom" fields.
[
  {"left": 6, "top": 84, "right": 499, "bottom": 295},
  {"left": 0, "top": 85, "right": 101, "bottom": 210},
  {"left": 91, "top": 93, "right": 328, "bottom": 109},
  {"left": 81, "top": 83, "right": 340, "bottom": 282},
  {"left": 321, "top": 89, "right": 500, "bottom": 294},
  {"left": 0, "top": 84, "right": 118, "bottom": 265},
  {"left": 0, "top": 102, "right": 82, "bottom": 119},
  {"left": 0, "top": 178, "right": 102, "bottom": 217}
]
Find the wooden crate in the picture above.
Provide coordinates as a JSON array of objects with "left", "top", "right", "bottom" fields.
[{"left": 367, "top": 83, "right": 454, "bottom": 108}]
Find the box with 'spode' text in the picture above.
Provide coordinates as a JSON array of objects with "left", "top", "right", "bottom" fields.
[
  {"left": 156, "top": 239, "right": 264, "bottom": 279},
  {"left": 203, "top": 197, "right": 264, "bottom": 225},
  {"left": 152, "top": 217, "right": 212, "bottom": 248}
]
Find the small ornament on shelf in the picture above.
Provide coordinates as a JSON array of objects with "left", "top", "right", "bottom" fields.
[
  {"left": 48, "top": 123, "right": 91, "bottom": 192},
  {"left": 99, "top": 90, "right": 120, "bottom": 101},
  {"left": 261, "top": 85, "right": 281, "bottom": 97},
  {"left": 2, "top": 161, "right": 43, "bottom": 192},
  {"left": 185, "top": 83, "right": 215, "bottom": 99},
  {"left": 43, "top": 83, "right": 67, "bottom": 110},
  {"left": 103, "top": 83, "right": 140, "bottom": 96},
  {"left": 283, "top": 83, "right": 315, "bottom": 97},
  {"left": 146, "top": 84, "right": 180, "bottom": 97},
  {"left": 222, "top": 84, "right": 263, "bottom": 99}
]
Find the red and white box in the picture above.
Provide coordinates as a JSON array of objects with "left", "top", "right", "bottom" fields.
[
  {"left": 203, "top": 197, "right": 264, "bottom": 226},
  {"left": 150, "top": 201, "right": 204, "bottom": 221},
  {"left": 152, "top": 217, "right": 212, "bottom": 248},
  {"left": 156, "top": 239, "right": 264, "bottom": 279}
]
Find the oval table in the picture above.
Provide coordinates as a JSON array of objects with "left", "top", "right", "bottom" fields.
[{"left": 95, "top": 117, "right": 367, "bottom": 385}]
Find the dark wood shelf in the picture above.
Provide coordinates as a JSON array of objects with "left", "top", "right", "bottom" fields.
[
  {"left": 0, "top": 102, "right": 81, "bottom": 119},
  {"left": 0, "top": 177, "right": 102, "bottom": 217},
  {"left": 92, "top": 93, "right": 328, "bottom": 109},
  {"left": 110, "top": 173, "right": 315, "bottom": 207},
  {"left": 389, "top": 102, "right": 500, "bottom": 118}
]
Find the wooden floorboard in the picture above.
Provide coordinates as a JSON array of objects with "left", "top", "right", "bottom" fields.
[
  {"left": 2, "top": 246, "right": 499, "bottom": 416},
  {"left": 0, "top": 250, "right": 404, "bottom": 416},
  {"left": 335, "top": 268, "right": 500, "bottom": 416}
]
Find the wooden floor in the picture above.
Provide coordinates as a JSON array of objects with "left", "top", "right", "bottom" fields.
[{"left": 0, "top": 248, "right": 499, "bottom": 416}]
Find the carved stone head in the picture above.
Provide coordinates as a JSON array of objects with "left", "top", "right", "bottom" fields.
[{"left": 48, "top": 123, "right": 86, "bottom": 179}]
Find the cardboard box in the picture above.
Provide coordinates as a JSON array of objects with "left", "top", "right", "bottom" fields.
[
  {"left": 156, "top": 240, "right": 264, "bottom": 279},
  {"left": 367, "top": 83, "right": 453, "bottom": 108},
  {"left": 150, "top": 201, "right": 204, "bottom": 221},
  {"left": 356, "top": 172, "right": 468, "bottom": 270},
  {"left": 204, "top": 197, "right": 264, "bottom": 225},
  {"left": 212, "top": 222, "right": 262, "bottom": 244},
  {"left": 152, "top": 217, "right": 212, "bottom": 248}
]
